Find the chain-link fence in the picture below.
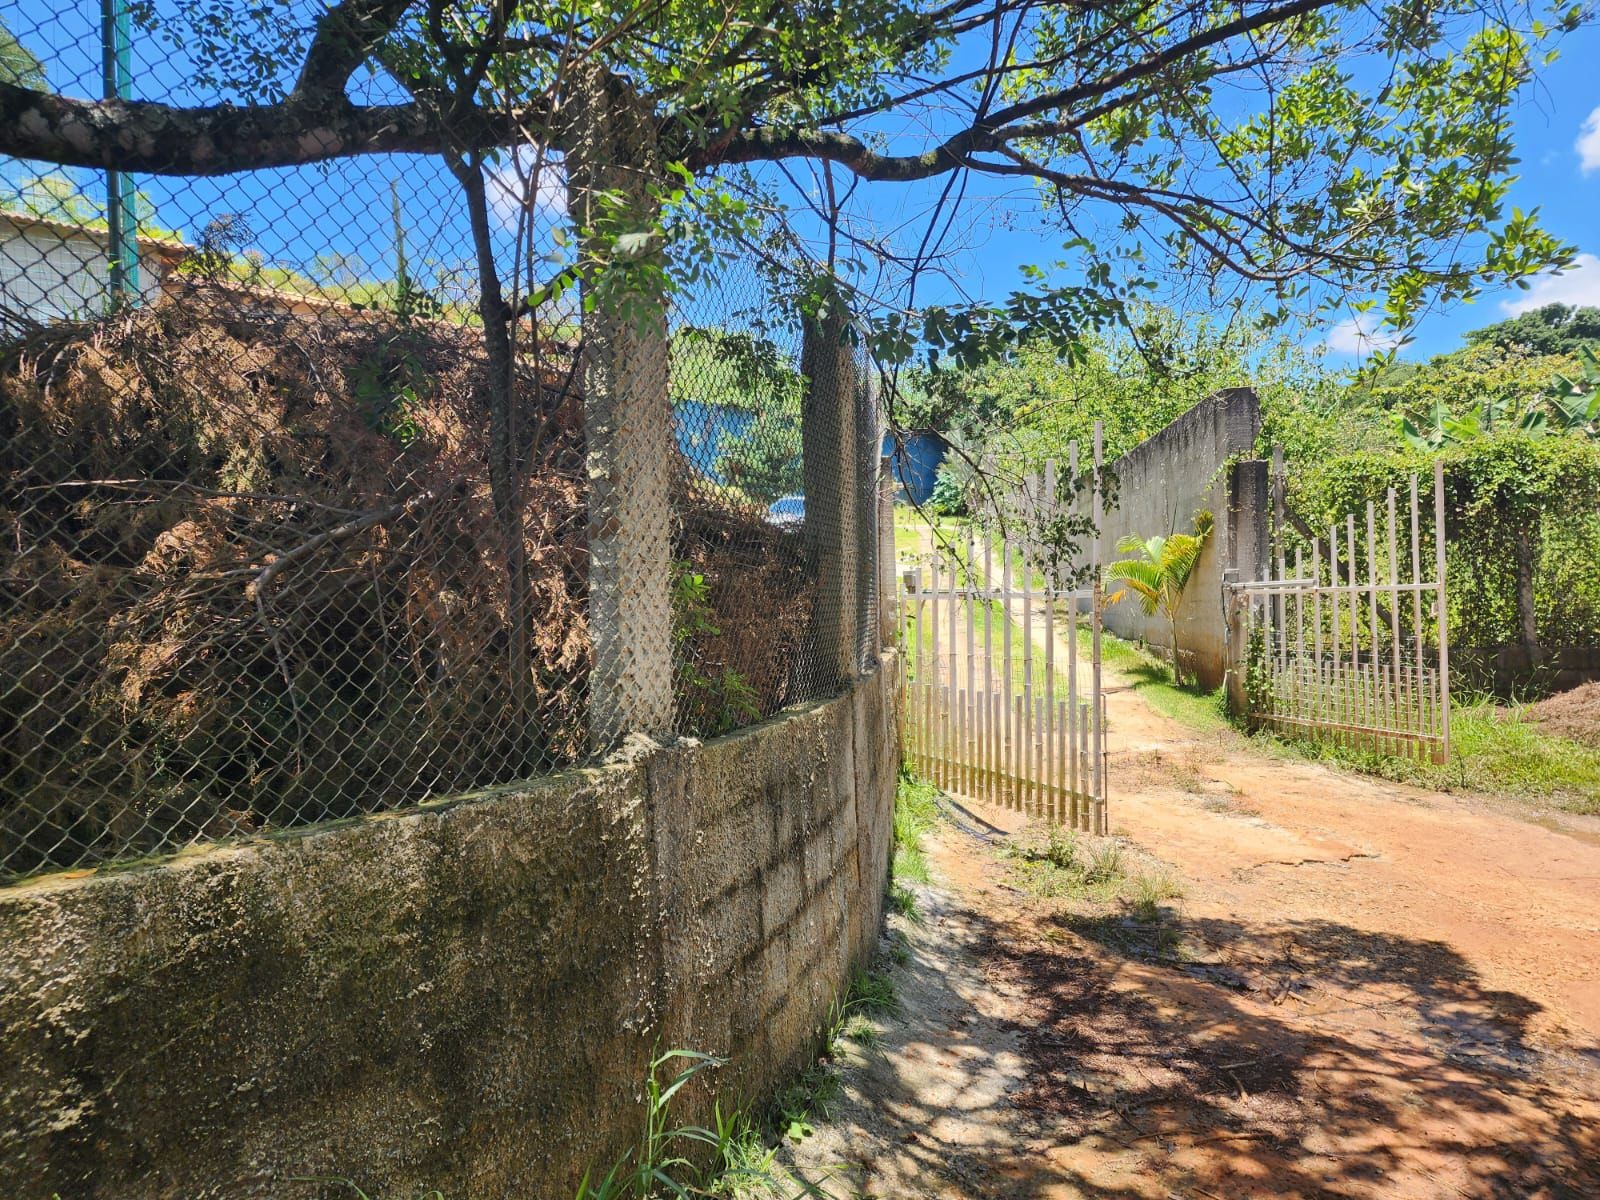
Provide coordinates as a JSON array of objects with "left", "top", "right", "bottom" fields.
[{"left": 0, "top": 0, "right": 885, "bottom": 880}]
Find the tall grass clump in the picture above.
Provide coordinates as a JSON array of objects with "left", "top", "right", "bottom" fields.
[
  {"left": 889, "top": 772, "right": 942, "bottom": 918},
  {"left": 1262, "top": 699, "right": 1600, "bottom": 815},
  {"left": 574, "top": 1050, "right": 829, "bottom": 1200}
]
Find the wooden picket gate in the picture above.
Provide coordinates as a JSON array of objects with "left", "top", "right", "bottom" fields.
[
  {"left": 898, "top": 430, "right": 1108, "bottom": 833},
  {"left": 1232, "top": 458, "right": 1451, "bottom": 762}
]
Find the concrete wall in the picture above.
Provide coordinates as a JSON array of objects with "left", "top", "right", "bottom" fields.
[
  {"left": 1097, "top": 389, "right": 1266, "bottom": 689},
  {"left": 0, "top": 654, "right": 901, "bottom": 1200}
]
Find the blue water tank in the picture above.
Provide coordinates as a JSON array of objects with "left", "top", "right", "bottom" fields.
[
  {"left": 881, "top": 431, "right": 948, "bottom": 506},
  {"left": 675, "top": 399, "right": 757, "bottom": 483}
]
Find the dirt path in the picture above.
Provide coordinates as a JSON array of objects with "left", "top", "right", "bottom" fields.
[{"left": 785, "top": 655, "right": 1600, "bottom": 1198}]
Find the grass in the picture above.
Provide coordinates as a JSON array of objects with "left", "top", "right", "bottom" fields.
[
  {"left": 893, "top": 773, "right": 940, "bottom": 886},
  {"left": 888, "top": 772, "right": 942, "bottom": 920},
  {"left": 1089, "top": 629, "right": 1232, "bottom": 734},
  {"left": 1262, "top": 699, "right": 1600, "bottom": 815}
]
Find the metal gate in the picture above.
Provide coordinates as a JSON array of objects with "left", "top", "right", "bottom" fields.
[
  {"left": 898, "top": 430, "right": 1108, "bottom": 833},
  {"left": 1232, "top": 459, "right": 1450, "bottom": 762}
]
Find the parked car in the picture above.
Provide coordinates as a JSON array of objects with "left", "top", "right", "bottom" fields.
[{"left": 766, "top": 494, "right": 805, "bottom": 529}]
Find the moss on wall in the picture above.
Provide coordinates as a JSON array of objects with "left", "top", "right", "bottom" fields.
[{"left": 0, "top": 655, "right": 902, "bottom": 1200}]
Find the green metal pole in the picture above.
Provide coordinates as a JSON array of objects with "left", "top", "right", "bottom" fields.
[{"left": 102, "top": 0, "right": 140, "bottom": 299}]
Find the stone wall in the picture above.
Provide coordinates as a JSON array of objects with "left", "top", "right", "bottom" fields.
[
  {"left": 0, "top": 654, "right": 902, "bottom": 1200},
  {"left": 1097, "top": 388, "right": 1267, "bottom": 689}
]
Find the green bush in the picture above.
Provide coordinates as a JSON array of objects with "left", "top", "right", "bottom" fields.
[{"left": 1287, "top": 434, "right": 1600, "bottom": 658}]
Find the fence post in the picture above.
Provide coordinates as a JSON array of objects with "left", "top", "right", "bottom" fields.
[
  {"left": 802, "top": 300, "right": 860, "bottom": 688},
  {"left": 1222, "top": 569, "right": 1250, "bottom": 720},
  {"left": 879, "top": 454, "right": 896, "bottom": 649},
  {"left": 565, "top": 65, "right": 675, "bottom": 748}
]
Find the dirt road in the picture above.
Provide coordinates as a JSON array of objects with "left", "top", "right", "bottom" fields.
[{"left": 785, "top": 658, "right": 1600, "bottom": 1198}]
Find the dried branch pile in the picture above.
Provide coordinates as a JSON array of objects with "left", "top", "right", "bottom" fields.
[{"left": 0, "top": 294, "right": 812, "bottom": 875}]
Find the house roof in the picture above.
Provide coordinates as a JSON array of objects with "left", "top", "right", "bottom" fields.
[{"left": 0, "top": 209, "right": 191, "bottom": 266}]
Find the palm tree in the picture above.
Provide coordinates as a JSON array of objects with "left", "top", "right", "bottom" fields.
[{"left": 1103, "top": 512, "right": 1213, "bottom": 685}]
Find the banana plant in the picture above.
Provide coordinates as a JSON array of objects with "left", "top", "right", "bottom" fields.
[
  {"left": 1103, "top": 511, "right": 1213, "bottom": 686},
  {"left": 1545, "top": 345, "right": 1600, "bottom": 438},
  {"left": 1395, "top": 346, "right": 1600, "bottom": 450}
]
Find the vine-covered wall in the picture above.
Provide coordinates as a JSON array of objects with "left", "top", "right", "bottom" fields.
[{"left": 1287, "top": 436, "right": 1600, "bottom": 695}]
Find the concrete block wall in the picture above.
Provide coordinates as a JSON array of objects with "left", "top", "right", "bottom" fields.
[
  {"left": 0, "top": 654, "right": 902, "bottom": 1200},
  {"left": 1096, "top": 388, "right": 1266, "bottom": 689}
]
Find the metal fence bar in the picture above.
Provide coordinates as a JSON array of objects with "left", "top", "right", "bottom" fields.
[
  {"left": 895, "top": 442, "right": 1110, "bottom": 827},
  {"left": 1232, "top": 467, "right": 1449, "bottom": 762}
]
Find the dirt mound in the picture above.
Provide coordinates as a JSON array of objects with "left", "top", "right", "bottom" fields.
[
  {"left": 1530, "top": 682, "right": 1600, "bottom": 749},
  {"left": 1, "top": 294, "right": 813, "bottom": 875}
]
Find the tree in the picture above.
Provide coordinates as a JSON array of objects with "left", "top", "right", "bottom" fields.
[
  {"left": 1104, "top": 512, "right": 1213, "bottom": 685},
  {"left": 1394, "top": 345, "right": 1600, "bottom": 447},
  {"left": 0, "top": 0, "right": 1581, "bottom": 352},
  {"left": 0, "top": 16, "right": 43, "bottom": 90},
  {"left": 1463, "top": 303, "right": 1600, "bottom": 356},
  {"left": 1, "top": 0, "right": 1582, "bottom": 739},
  {"left": 718, "top": 412, "right": 804, "bottom": 505}
]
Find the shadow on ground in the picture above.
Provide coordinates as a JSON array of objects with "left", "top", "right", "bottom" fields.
[{"left": 784, "top": 831, "right": 1600, "bottom": 1200}]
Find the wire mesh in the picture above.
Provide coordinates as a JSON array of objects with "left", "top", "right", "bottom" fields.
[{"left": 0, "top": 0, "right": 885, "bottom": 879}]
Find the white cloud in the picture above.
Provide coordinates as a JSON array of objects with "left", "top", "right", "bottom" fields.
[
  {"left": 487, "top": 147, "right": 567, "bottom": 228},
  {"left": 1577, "top": 107, "right": 1600, "bottom": 174},
  {"left": 1324, "top": 313, "right": 1404, "bottom": 356},
  {"left": 1499, "top": 253, "right": 1600, "bottom": 315}
]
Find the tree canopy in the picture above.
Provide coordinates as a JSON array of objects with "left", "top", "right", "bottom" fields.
[
  {"left": 0, "top": 0, "right": 1585, "bottom": 356},
  {"left": 0, "top": 16, "right": 43, "bottom": 89},
  {"left": 1461, "top": 303, "right": 1600, "bottom": 356}
]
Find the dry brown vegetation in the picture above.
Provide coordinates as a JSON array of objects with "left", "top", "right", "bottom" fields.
[
  {"left": 1531, "top": 681, "right": 1600, "bottom": 750},
  {"left": 0, "top": 294, "right": 812, "bottom": 875}
]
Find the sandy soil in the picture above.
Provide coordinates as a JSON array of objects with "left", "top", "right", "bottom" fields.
[{"left": 784, "top": 657, "right": 1600, "bottom": 1198}]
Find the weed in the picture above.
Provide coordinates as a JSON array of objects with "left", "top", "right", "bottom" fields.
[
  {"left": 574, "top": 1049, "right": 724, "bottom": 1199},
  {"left": 1006, "top": 830, "right": 1188, "bottom": 957},
  {"left": 886, "top": 881, "right": 922, "bottom": 922},
  {"left": 1080, "top": 838, "right": 1126, "bottom": 885},
  {"left": 892, "top": 773, "right": 941, "bottom": 886},
  {"left": 1125, "top": 867, "right": 1184, "bottom": 923},
  {"left": 572, "top": 1049, "right": 832, "bottom": 1200},
  {"left": 574, "top": 969, "right": 899, "bottom": 1197},
  {"left": 844, "top": 969, "right": 899, "bottom": 1021},
  {"left": 1043, "top": 826, "right": 1078, "bottom": 870},
  {"left": 1006, "top": 832, "right": 1129, "bottom": 902}
]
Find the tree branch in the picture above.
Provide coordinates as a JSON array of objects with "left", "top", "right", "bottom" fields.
[
  {"left": 693, "top": 0, "right": 1340, "bottom": 179},
  {"left": 0, "top": 82, "right": 544, "bottom": 174},
  {"left": 293, "top": 0, "right": 419, "bottom": 105}
]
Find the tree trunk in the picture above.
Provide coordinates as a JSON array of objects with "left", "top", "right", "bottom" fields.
[
  {"left": 448, "top": 153, "right": 535, "bottom": 764},
  {"left": 1514, "top": 525, "right": 1539, "bottom": 657}
]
